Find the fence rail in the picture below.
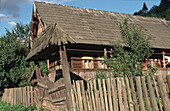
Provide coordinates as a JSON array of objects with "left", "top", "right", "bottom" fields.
[
  {"left": 1, "top": 86, "right": 34, "bottom": 107},
  {"left": 72, "top": 75, "right": 170, "bottom": 111}
]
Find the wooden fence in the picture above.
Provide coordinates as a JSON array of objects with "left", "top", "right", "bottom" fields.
[
  {"left": 1, "top": 86, "right": 34, "bottom": 107},
  {"left": 72, "top": 75, "right": 170, "bottom": 111}
]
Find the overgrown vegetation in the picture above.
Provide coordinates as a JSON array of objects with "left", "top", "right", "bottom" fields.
[
  {"left": 0, "top": 99, "right": 36, "bottom": 111},
  {"left": 0, "top": 23, "right": 48, "bottom": 94},
  {"left": 98, "top": 18, "right": 157, "bottom": 78},
  {"left": 134, "top": 0, "right": 170, "bottom": 20}
]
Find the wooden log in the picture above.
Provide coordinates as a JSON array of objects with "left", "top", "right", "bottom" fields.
[
  {"left": 48, "top": 84, "right": 65, "bottom": 94},
  {"left": 117, "top": 78, "right": 124, "bottom": 111},
  {"left": 59, "top": 45, "right": 73, "bottom": 111},
  {"left": 147, "top": 76, "right": 159, "bottom": 111},
  {"left": 80, "top": 80, "right": 87, "bottom": 111},
  {"left": 90, "top": 80, "right": 96, "bottom": 111},
  {"left": 106, "top": 78, "right": 113, "bottom": 111},
  {"left": 157, "top": 75, "right": 170, "bottom": 111},
  {"left": 141, "top": 77, "right": 151, "bottom": 111},
  {"left": 103, "top": 79, "right": 109, "bottom": 111},
  {"left": 120, "top": 77, "right": 129, "bottom": 111},
  {"left": 136, "top": 76, "right": 145, "bottom": 111},
  {"left": 111, "top": 78, "right": 119, "bottom": 111},
  {"left": 129, "top": 77, "right": 139, "bottom": 111},
  {"left": 76, "top": 81, "right": 83, "bottom": 111},
  {"left": 98, "top": 79, "right": 105, "bottom": 111}
]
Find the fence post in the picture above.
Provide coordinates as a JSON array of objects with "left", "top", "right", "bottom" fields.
[
  {"left": 157, "top": 75, "right": 170, "bottom": 111},
  {"left": 136, "top": 76, "right": 145, "bottom": 111},
  {"left": 147, "top": 76, "right": 159, "bottom": 111}
]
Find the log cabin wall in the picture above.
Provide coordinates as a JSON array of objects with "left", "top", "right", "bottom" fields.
[{"left": 45, "top": 44, "right": 170, "bottom": 81}]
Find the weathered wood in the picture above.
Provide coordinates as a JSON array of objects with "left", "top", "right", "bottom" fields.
[
  {"left": 31, "top": 87, "right": 34, "bottom": 106},
  {"left": 121, "top": 77, "right": 128, "bottom": 111},
  {"left": 59, "top": 45, "right": 73, "bottom": 111},
  {"left": 129, "top": 77, "right": 139, "bottom": 111},
  {"left": 90, "top": 80, "right": 96, "bottom": 111},
  {"left": 117, "top": 78, "right": 124, "bottom": 111},
  {"left": 27, "top": 86, "right": 30, "bottom": 106},
  {"left": 98, "top": 79, "right": 105, "bottom": 111},
  {"left": 153, "top": 76, "right": 163, "bottom": 111},
  {"left": 76, "top": 81, "right": 83, "bottom": 111},
  {"left": 141, "top": 77, "right": 151, "bottom": 111},
  {"left": 81, "top": 80, "right": 87, "bottom": 111},
  {"left": 34, "top": 62, "right": 42, "bottom": 79},
  {"left": 48, "top": 84, "right": 65, "bottom": 94},
  {"left": 167, "top": 75, "right": 170, "bottom": 92},
  {"left": 52, "top": 97, "right": 66, "bottom": 103},
  {"left": 125, "top": 77, "right": 134, "bottom": 111},
  {"left": 87, "top": 81, "right": 93, "bottom": 110},
  {"left": 71, "top": 88, "right": 76, "bottom": 111},
  {"left": 93, "top": 79, "right": 99, "bottom": 111},
  {"left": 111, "top": 78, "right": 119, "bottom": 111},
  {"left": 103, "top": 79, "right": 109, "bottom": 111},
  {"left": 39, "top": 97, "right": 51, "bottom": 102},
  {"left": 147, "top": 76, "right": 159, "bottom": 111},
  {"left": 37, "top": 83, "right": 48, "bottom": 89},
  {"left": 157, "top": 75, "right": 170, "bottom": 111},
  {"left": 73, "top": 80, "right": 79, "bottom": 110},
  {"left": 136, "top": 76, "right": 145, "bottom": 111},
  {"left": 106, "top": 78, "right": 113, "bottom": 111}
]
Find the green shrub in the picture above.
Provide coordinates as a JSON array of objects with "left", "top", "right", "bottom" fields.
[{"left": 0, "top": 99, "right": 36, "bottom": 111}]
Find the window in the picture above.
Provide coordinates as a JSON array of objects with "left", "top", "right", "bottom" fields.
[{"left": 71, "top": 57, "right": 107, "bottom": 69}]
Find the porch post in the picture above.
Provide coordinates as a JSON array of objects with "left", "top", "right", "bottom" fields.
[
  {"left": 59, "top": 45, "right": 74, "bottom": 110},
  {"left": 162, "top": 51, "right": 166, "bottom": 68}
]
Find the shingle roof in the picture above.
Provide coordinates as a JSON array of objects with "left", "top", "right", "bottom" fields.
[
  {"left": 26, "top": 23, "right": 75, "bottom": 60},
  {"left": 26, "top": 1, "right": 170, "bottom": 60}
]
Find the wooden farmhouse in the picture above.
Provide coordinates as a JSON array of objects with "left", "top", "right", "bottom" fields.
[{"left": 26, "top": 1, "right": 170, "bottom": 110}]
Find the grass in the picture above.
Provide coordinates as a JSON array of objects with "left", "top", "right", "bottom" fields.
[{"left": 0, "top": 99, "right": 37, "bottom": 111}]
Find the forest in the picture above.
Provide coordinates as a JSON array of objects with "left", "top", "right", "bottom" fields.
[{"left": 134, "top": 0, "right": 170, "bottom": 20}]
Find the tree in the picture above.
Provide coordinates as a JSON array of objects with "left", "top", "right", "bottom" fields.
[
  {"left": 134, "top": 0, "right": 170, "bottom": 20},
  {"left": 142, "top": 2, "right": 148, "bottom": 13},
  {"left": 5, "top": 23, "right": 30, "bottom": 44},
  {"left": 104, "top": 18, "right": 156, "bottom": 77},
  {"left": 0, "top": 23, "right": 49, "bottom": 94},
  {"left": 0, "top": 23, "right": 33, "bottom": 94}
]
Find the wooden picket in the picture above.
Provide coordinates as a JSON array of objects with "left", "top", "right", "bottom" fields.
[
  {"left": 2, "top": 86, "right": 34, "bottom": 107},
  {"left": 72, "top": 75, "right": 170, "bottom": 111}
]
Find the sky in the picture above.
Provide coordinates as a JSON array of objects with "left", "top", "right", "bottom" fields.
[{"left": 0, "top": 0, "right": 161, "bottom": 36}]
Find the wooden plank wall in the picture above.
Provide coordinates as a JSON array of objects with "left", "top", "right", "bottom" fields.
[
  {"left": 1, "top": 86, "right": 34, "bottom": 107},
  {"left": 72, "top": 75, "right": 170, "bottom": 111}
]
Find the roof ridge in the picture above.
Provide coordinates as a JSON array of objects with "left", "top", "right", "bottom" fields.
[{"left": 34, "top": 1, "right": 170, "bottom": 22}]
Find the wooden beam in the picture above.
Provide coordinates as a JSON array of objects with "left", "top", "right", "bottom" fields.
[
  {"left": 34, "top": 62, "right": 42, "bottom": 79},
  {"left": 162, "top": 51, "right": 166, "bottom": 68},
  {"left": 59, "top": 45, "right": 74, "bottom": 111}
]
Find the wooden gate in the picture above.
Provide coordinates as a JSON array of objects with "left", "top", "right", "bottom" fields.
[{"left": 35, "top": 78, "right": 66, "bottom": 110}]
